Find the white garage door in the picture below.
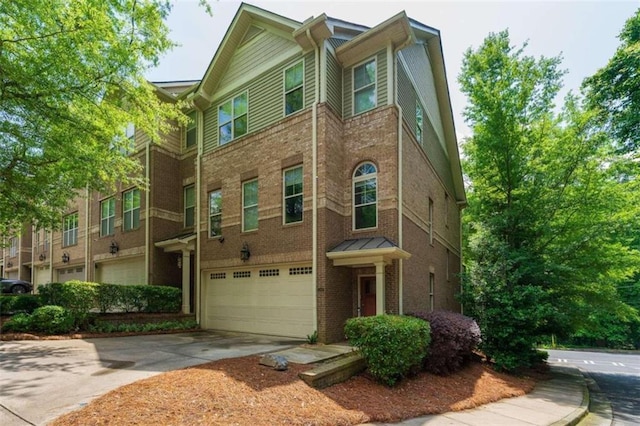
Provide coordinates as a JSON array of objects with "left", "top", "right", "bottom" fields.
[
  {"left": 203, "top": 265, "right": 314, "bottom": 338},
  {"left": 57, "top": 266, "right": 85, "bottom": 282},
  {"left": 96, "top": 257, "right": 145, "bottom": 285},
  {"left": 34, "top": 266, "right": 51, "bottom": 288}
]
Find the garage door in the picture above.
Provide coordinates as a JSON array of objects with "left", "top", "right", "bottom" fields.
[
  {"left": 203, "top": 265, "right": 314, "bottom": 338},
  {"left": 96, "top": 257, "right": 145, "bottom": 285},
  {"left": 34, "top": 266, "right": 51, "bottom": 288},
  {"left": 57, "top": 266, "right": 85, "bottom": 282}
]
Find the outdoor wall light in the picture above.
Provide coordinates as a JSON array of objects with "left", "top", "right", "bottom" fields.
[
  {"left": 39, "top": 253, "right": 46, "bottom": 261},
  {"left": 62, "top": 252, "right": 70, "bottom": 263},
  {"left": 109, "top": 240, "right": 119, "bottom": 254},
  {"left": 7, "top": 261, "right": 13, "bottom": 268},
  {"left": 240, "top": 242, "right": 251, "bottom": 261}
]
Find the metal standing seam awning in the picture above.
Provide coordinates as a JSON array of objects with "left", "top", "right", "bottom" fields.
[
  {"left": 326, "top": 237, "right": 411, "bottom": 316},
  {"left": 155, "top": 232, "right": 196, "bottom": 314}
]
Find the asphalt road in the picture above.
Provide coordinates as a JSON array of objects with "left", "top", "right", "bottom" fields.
[{"left": 547, "top": 349, "right": 640, "bottom": 426}]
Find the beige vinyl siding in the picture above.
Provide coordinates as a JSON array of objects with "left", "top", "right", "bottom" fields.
[
  {"left": 326, "top": 50, "right": 343, "bottom": 117},
  {"left": 399, "top": 45, "right": 445, "bottom": 152},
  {"left": 343, "top": 49, "right": 387, "bottom": 120},
  {"left": 203, "top": 53, "right": 314, "bottom": 154},
  {"left": 397, "top": 62, "right": 419, "bottom": 144},
  {"left": 425, "top": 119, "right": 455, "bottom": 193},
  {"left": 328, "top": 37, "right": 347, "bottom": 50},
  {"left": 219, "top": 31, "right": 298, "bottom": 89}
]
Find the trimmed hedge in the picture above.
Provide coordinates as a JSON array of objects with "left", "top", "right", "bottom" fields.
[
  {"left": 38, "top": 281, "right": 182, "bottom": 314},
  {"left": 28, "top": 305, "right": 76, "bottom": 334},
  {"left": 408, "top": 310, "right": 481, "bottom": 375},
  {"left": 0, "top": 294, "right": 42, "bottom": 315},
  {"left": 344, "top": 315, "right": 430, "bottom": 386}
]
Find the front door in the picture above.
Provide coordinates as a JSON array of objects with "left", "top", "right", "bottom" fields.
[{"left": 360, "top": 276, "right": 376, "bottom": 316}]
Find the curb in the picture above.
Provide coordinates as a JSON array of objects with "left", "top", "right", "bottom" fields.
[
  {"left": 578, "top": 371, "right": 613, "bottom": 426},
  {"left": 549, "top": 365, "right": 589, "bottom": 426}
]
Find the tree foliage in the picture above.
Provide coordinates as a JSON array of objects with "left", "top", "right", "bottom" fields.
[
  {"left": 583, "top": 8, "right": 640, "bottom": 154},
  {"left": 459, "top": 30, "right": 640, "bottom": 371},
  {"left": 0, "top": 0, "right": 188, "bottom": 234}
]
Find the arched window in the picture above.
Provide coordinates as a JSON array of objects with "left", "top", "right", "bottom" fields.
[{"left": 353, "top": 162, "right": 378, "bottom": 230}]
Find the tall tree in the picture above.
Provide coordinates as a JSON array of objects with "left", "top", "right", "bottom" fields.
[
  {"left": 583, "top": 8, "right": 640, "bottom": 154},
  {"left": 0, "top": 0, "right": 189, "bottom": 235},
  {"left": 459, "top": 31, "right": 640, "bottom": 371}
]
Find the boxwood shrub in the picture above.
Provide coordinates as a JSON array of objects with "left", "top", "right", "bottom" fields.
[
  {"left": 407, "top": 310, "right": 481, "bottom": 375},
  {"left": 344, "top": 315, "right": 430, "bottom": 386},
  {"left": 29, "top": 305, "right": 76, "bottom": 334}
]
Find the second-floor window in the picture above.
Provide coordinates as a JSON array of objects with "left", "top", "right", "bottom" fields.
[
  {"left": 284, "top": 61, "right": 304, "bottom": 115},
  {"left": 184, "top": 185, "right": 195, "bottom": 227},
  {"left": 63, "top": 212, "right": 79, "bottom": 247},
  {"left": 416, "top": 101, "right": 423, "bottom": 143},
  {"left": 123, "top": 188, "right": 140, "bottom": 231},
  {"left": 353, "top": 162, "right": 377, "bottom": 230},
  {"left": 242, "top": 179, "right": 258, "bottom": 232},
  {"left": 209, "top": 189, "right": 222, "bottom": 237},
  {"left": 353, "top": 58, "right": 376, "bottom": 114},
  {"left": 218, "top": 92, "right": 248, "bottom": 145},
  {"left": 428, "top": 197, "right": 434, "bottom": 245},
  {"left": 283, "top": 166, "right": 303, "bottom": 224},
  {"left": 100, "top": 197, "right": 116, "bottom": 237},
  {"left": 9, "top": 237, "right": 17, "bottom": 257},
  {"left": 186, "top": 111, "right": 197, "bottom": 149}
]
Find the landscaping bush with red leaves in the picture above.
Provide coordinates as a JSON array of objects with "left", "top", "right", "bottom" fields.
[{"left": 408, "top": 310, "right": 481, "bottom": 375}]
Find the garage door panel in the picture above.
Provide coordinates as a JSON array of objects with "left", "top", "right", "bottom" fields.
[
  {"left": 204, "top": 265, "right": 314, "bottom": 338},
  {"left": 96, "top": 257, "right": 144, "bottom": 285}
]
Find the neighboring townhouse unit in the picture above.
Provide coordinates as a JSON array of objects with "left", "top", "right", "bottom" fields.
[{"left": 1, "top": 4, "right": 465, "bottom": 344}]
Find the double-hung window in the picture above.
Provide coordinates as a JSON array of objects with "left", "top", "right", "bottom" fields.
[
  {"left": 353, "top": 162, "right": 377, "bottom": 230},
  {"left": 63, "top": 213, "right": 79, "bottom": 247},
  {"left": 283, "top": 166, "right": 303, "bottom": 224},
  {"left": 9, "top": 237, "right": 17, "bottom": 257},
  {"left": 284, "top": 61, "right": 304, "bottom": 115},
  {"left": 353, "top": 58, "right": 376, "bottom": 114},
  {"left": 186, "top": 111, "right": 197, "bottom": 149},
  {"left": 184, "top": 185, "right": 195, "bottom": 227},
  {"left": 100, "top": 197, "right": 115, "bottom": 237},
  {"left": 123, "top": 188, "right": 140, "bottom": 231},
  {"left": 209, "top": 189, "right": 222, "bottom": 237},
  {"left": 428, "top": 197, "right": 434, "bottom": 245},
  {"left": 218, "top": 92, "right": 248, "bottom": 145},
  {"left": 242, "top": 179, "right": 258, "bottom": 232}
]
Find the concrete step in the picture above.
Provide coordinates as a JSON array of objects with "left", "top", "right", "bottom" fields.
[{"left": 299, "top": 351, "right": 366, "bottom": 389}]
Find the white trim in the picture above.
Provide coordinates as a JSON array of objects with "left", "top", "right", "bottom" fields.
[
  {"left": 282, "top": 165, "right": 304, "bottom": 225},
  {"left": 242, "top": 178, "right": 259, "bottom": 232},
  {"left": 283, "top": 60, "right": 305, "bottom": 117},
  {"left": 352, "top": 56, "right": 377, "bottom": 116},
  {"left": 352, "top": 162, "right": 378, "bottom": 231},
  {"left": 217, "top": 91, "right": 248, "bottom": 146},
  {"left": 208, "top": 189, "right": 223, "bottom": 238}
]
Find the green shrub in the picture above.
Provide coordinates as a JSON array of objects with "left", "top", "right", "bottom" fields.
[
  {"left": 2, "top": 313, "right": 32, "bottom": 332},
  {"left": 0, "top": 294, "right": 42, "bottom": 315},
  {"left": 344, "top": 315, "right": 430, "bottom": 386},
  {"left": 96, "top": 284, "right": 124, "bottom": 313},
  {"left": 143, "top": 285, "right": 181, "bottom": 313},
  {"left": 29, "top": 305, "right": 76, "bottom": 334},
  {"left": 119, "top": 286, "right": 146, "bottom": 312},
  {"left": 407, "top": 311, "right": 481, "bottom": 375},
  {"left": 87, "top": 318, "right": 198, "bottom": 334}
]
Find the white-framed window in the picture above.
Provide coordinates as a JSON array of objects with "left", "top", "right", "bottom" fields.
[
  {"left": 283, "top": 166, "right": 303, "bottom": 224},
  {"left": 100, "top": 197, "right": 116, "bottom": 237},
  {"left": 284, "top": 61, "right": 304, "bottom": 116},
  {"left": 9, "top": 237, "right": 17, "bottom": 257},
  {"left": 416, "top": 101, "right": 423, "bottom": 143},
  {"left": 428, "top": 197, "right": 434, "bottom": 245},
  {"left": 123, "top": 188, "right": 140, "bottom": 231},
  {"left": 63, "top": 212, "right": 79, "bottom": 247},
  {"left": 242, "top": 179, "right": 258, "bottom": 232},
  {"left": 184, "top": 185, "right": 195, "bottom": 227},
  {"left": 121, "top": 122, "right": 135, "bottom": 155},
  {"left": 353, "top": 162, "right": 377, "bottom": 230},
  {"left": 218, "top": 92, "right": 248, "bottom": 145},
  {"left": 353, "top": 58, "right": 376, "bottom": 114},
  {"left": 44, "top": 229, "right": 49, "bottom": 251},
  {"left": 209, "top": 189, "right": 222, "bottom": 238},
  {"left": 186, "top": 111, "right": 197, "bottom": 148}
]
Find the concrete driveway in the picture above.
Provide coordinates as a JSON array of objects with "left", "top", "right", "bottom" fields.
[{"left": 0, "top": 331, "right": 302, "bottom": 425}]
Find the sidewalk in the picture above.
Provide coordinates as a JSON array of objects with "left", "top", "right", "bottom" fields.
[{"left": 361, "top": 365, "right": 601, "bottom": 426}]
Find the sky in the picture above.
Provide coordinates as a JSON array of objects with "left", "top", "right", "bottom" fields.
[{"left": 146, "top": 0, "right": 640, "bottom": 139}]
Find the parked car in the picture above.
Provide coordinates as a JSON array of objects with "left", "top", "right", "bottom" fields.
[{"left": 1, "top": 278, "right": 33, "bottom": 294}]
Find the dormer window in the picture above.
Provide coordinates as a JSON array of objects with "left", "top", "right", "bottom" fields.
[
  {"left": 218, "top": 92, "right": 248, "bottom": 145},
  {"left": 353, "top": 58, "right": 376, "bottom": 114}
]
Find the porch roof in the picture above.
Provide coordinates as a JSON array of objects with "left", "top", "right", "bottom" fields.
[
  {"left": 326, "top": 237, "right": 411, "bottom": 267},
  {"left": 154, "top": 232, "right": 196, "bottom": 253}
]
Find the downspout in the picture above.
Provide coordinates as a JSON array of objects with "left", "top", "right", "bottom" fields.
[
  {"left": 307, "top": 28, "right": 320, "bottom": 334},
  {"left": 393, "top": 44, "right": 404, "bottom": 315},
  {"left": 145, "top": 136, "right": 151, "bottom": 284}
]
